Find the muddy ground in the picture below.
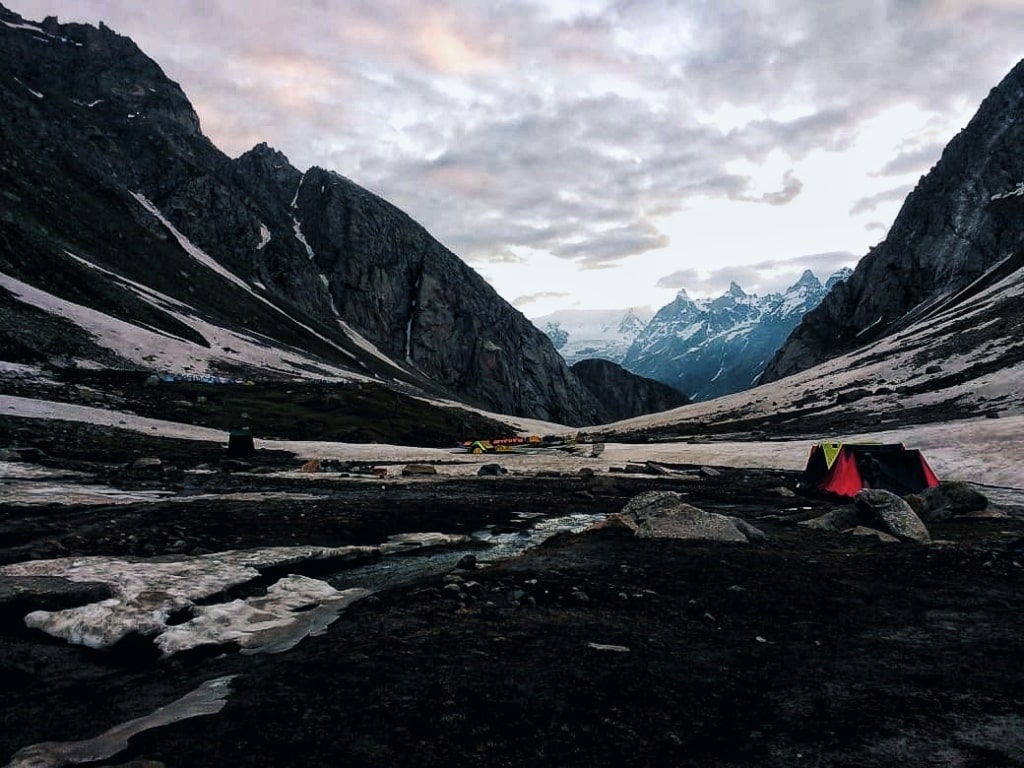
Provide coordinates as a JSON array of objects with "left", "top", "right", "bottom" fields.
[{"left": 2, "top": 425, "right": 1024, "bottom": 767}]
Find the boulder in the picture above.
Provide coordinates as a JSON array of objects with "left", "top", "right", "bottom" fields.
[
  {"left": 854, "top": 489, "right": 931, "bottom": 543},
  {"left": 477, "top": 463, "right": 507, "bottom": 476},
  {"left": 401, "top": 464, "right": 438, "bottom": 476},
  {"left": 622, "top": 491, "right": 758, "bottom": 543},
  {"left": 920, "top": 481, "right": 988, "bottom": 522},
  {"left": 798, "top": 507, "right": 859, "bottom": 532}
]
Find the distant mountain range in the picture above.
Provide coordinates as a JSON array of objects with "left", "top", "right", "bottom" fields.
[
  {"left": 532, "top": 308, "right": 654, "bottom": 366},
  {"left": 536, "top": 269, "right": 850, "bottom": 401}
]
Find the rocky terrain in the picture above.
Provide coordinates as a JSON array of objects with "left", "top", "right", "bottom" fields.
[{"left": 2, "top": 405, "right": 1024, "bottom": 767}]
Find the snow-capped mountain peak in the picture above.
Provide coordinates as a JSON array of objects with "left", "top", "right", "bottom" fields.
[{"left": 621, "top": 270, "right": 847, "bottom": 400}]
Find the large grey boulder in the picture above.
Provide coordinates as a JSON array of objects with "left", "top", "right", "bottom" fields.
[
  {"left": 621, "top": 491, "right": 758, "bottom": 543},
  {"left": 854, "top": 490, "right": 931, "bottom": 544}
]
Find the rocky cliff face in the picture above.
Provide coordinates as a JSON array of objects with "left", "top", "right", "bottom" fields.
[
  {"left": 0, "top": 5, "right": 609, "bottom": 425},
  {"left": 569, "top": 359, "right": 689, "bottom": 422},
  {"left": 761, "top": 58, "right": 1024, "bottom": 383},
  {"left": 622, "top": 270, "right": 847, "bottom": 400}
]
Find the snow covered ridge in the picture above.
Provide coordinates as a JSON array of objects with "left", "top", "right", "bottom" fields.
[
  {"left": 620, "top": 268, "right": 852, "bottom": 401},
  {"left": 533, "top": 307, "right": 654, "bottom": 366}
]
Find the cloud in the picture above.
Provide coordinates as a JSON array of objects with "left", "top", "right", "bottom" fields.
[
  {"left": 12, "top": 0, "right": 1024, "bottom": 310},
  {"left": 655, "top": 251, "right": 859, "bottom": 298},
  {"left": 551, "top": 220, "right": 670, "bottom": 265},
  {"left": 850, "top": 185, "right": 914, "bottom": 215},
  {"left": 876, "top": 144, "right": 944, "bottom": 177},
  {"left": 512, "top": 290, "right": 571, "bottom": 307}
]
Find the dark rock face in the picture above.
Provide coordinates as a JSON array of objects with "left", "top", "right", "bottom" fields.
[
  {"left": 623, "top": 270, "right": 847, "bottom": 400},
  {"left": 0, "top": 5, "right": 604, "bottom": 426},
  {"left": 762, "top": 58, "right": 1024, "bottom": 382},
  {"left": 569, "top": 359, "right": 689, "bottom": 421}
]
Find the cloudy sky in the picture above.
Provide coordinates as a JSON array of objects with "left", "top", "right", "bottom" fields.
[{"left": 9, "top": 1, "right": 1024, "bottom": 316}]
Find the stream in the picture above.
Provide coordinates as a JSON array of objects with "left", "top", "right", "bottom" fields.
[{"left": 328, "top": 511, "right": 608, "bottom": 593}]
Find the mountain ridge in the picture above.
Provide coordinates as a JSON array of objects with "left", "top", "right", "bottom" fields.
[
  {"left": 761, "top": 57, "right": 1024, "bottom": 382},
  {"left": 0, "top": 4, "right": 684, "bottom": 426},
  {"left": 620, "top": 268, "right": 850, "bottom": 400}
]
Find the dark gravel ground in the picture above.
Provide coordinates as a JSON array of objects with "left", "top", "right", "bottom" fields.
[{"left": 2, "top": 425, "right": 1024, "bottom": 767}]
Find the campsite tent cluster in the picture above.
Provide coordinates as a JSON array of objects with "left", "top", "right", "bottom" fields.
[{"left": 800, "top": 442, "right": 940, "bottom": 498}]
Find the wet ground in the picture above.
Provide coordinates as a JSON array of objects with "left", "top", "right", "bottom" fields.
[{"left": 2, "top": 429, "right": 1024, "bottom": 767}]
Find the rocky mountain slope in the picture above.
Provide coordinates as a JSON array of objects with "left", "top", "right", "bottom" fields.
[
  {"left": 621, "top": 270, "right": 849, "bottom": 401},
  {"left": 569, "top": 358, "right": 690, "bottom": 422},
  {"left": 0, "top": 5, "right": 632, "bottom": 427},
  {"left": 762, "top": 58, "right": 1024, "bottom": 382},
  {"left": 604, "top": 249, "right": 1024, "bottom": 440},
  {"left": 534, "top": 307, "right": 652, "bottom": 365}
]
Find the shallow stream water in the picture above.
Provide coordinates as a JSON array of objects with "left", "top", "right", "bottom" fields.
[{"left": 329, "top": 511, "right": 607, "bottom": 592}]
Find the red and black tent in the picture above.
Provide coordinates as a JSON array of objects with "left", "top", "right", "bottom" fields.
[{"left": 800, "top": 442, "right": 940, "bottom": 498}]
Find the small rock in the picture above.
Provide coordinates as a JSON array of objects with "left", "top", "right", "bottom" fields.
[
  {"left": 131, "top": 457, "right": 163, "bottom": 472},
  {"left": 699, "top": 466, "right": 721, "bottom": 478},
  {"left": 477, "top": 463, "right": 506, "bottom": 476},
  {"left": 401, "top": 464, "right": 437, "bottom": 476},
  {"left": 586, "top": 642, "right": 630, "bottom": 652},
  {"left": 921, "top": 481, "right": 988, "bottom": 522},
  {"left": 456, "top": 554, "right": 478, "bottom": 570},
  {"left": 799, "top": 507, "right": 859, "bottom": 532}
]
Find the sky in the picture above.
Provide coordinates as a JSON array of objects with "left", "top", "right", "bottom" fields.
[{"left": 8, "top": 1, "right": 1024, "bottom": 317}]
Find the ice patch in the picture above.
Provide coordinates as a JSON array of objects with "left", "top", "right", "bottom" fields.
[{"left": 5, "top": 676, "right": 236, "bottom": 768}]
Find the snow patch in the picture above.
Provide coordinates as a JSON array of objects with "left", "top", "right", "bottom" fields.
[
  {"left": 5, "top": 677, "right": 236, "bottom": 768},
  {"left": 12, "top": 76, "right": 43, "bottom": 98},
  {"left": 256, "top": 222, "right": 271, "bottom": 250},
  {"left": 293, "top": 217, "right": 315, "bottom": 259}
]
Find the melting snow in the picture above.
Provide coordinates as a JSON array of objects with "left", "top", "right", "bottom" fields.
[
  {"left": 256, "top": 222, "right": 271, "bottom": 250},
  {"left": 12, "top": 76, "right": 43, "bottom": 98},
  {"left": 1, "top": 546, "right": 378, "bottom": 650},
  {"left": 293, "top": 217, "right": 315, "bottom": 259},
  {"left": 5, "top": 677, "right": 236, "bottom": 768}
]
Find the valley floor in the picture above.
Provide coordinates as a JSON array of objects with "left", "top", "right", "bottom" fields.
[{"left": 2, "top": 425, "right": 1024, "bottom": 767}]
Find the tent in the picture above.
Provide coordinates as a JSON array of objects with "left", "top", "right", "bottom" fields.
[{"left": 799, "top": 442, "right": 940, "bottom": 498}]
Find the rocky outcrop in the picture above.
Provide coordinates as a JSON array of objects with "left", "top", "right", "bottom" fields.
[
  {"left": 618, "top": 491, "right": 762, "bottom": 543},
  {"left": 762, "top": 58, "right": 1024, "bottom": 382},
  {"left": 570, "top": 358, "right": 689, "bottom": 421},
  {"left": 0, "top": 5, "right": 605, "bottom": 425}
]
